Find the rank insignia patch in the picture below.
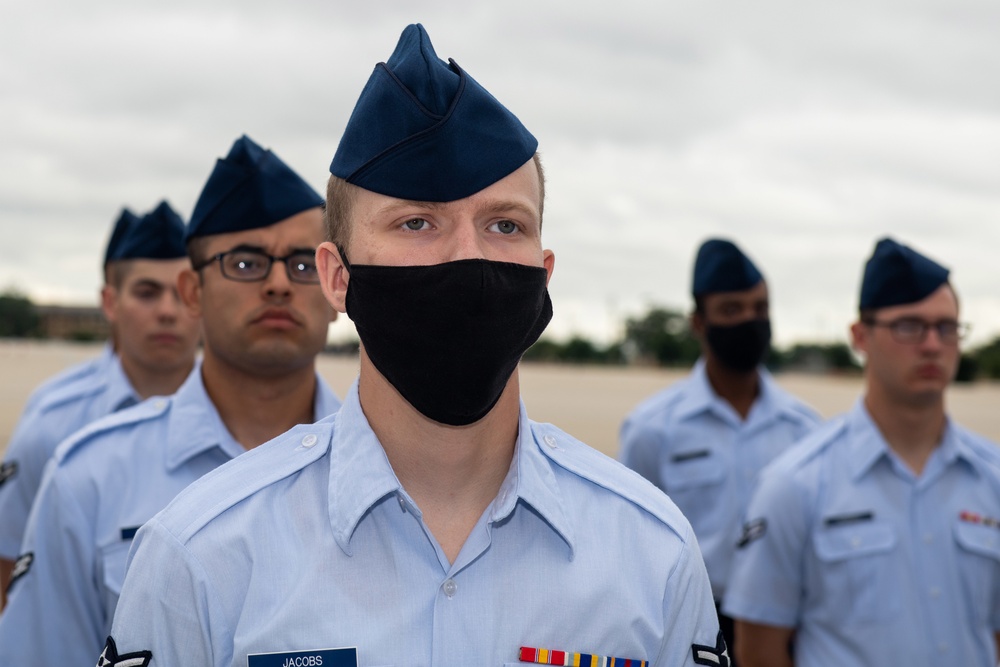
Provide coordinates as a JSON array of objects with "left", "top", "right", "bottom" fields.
[
  {"left": 8, "top": 552, "right": 33, "bottom": 591},
  {"left": 98, "top": 636, "right": 152, "bottom": 667},
  {"left": 691, "top": 631, "right": 730, "bottom": 666},
  {"left": 0, "top": 461, "right": 17, "bottom": 487},
  {"left": 736, "top": 518, "right": 766, "bottom": 548}
]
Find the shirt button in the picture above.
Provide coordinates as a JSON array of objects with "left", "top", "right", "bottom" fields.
[
  {"left": 301, "top": 434, "right": 318, "bottom": 448},
  {"left": 397, "top": 494, "right": 407, "bottom": 513},
  {"left": 543, "top": 435, "right": 557, "bottom": 449},
  {"left": 442, "top": 579, "right": 458, "bottom": 598},
  {"left": 923, "top": 533, "right": 934, "bottom": 544},
  {"left": 154, "top": 399, "right": 168, "bottom": 410},
  {"left": 938, "top": 643, "right": 949, "bottom": 652},
  {"left": 929, "top": 587, "right": 942, "bottom": 599},
  {"left": 850, "top": 537, "right": 861, "bottom": 548}
]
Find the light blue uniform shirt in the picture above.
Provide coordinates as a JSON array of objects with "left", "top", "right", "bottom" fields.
[
  {"left": 0, "top": 366, "right": 341, "bottom": 665},
  {"left": 108, "top": 382, "right": 723, "bottom": 667},
  {"left": 723, "top": 400, "right": 1000, "bottom": 667},
  {"left": 0, "top": 349, "right": 138, "bottom": 559},
  {"left": 619, "top": 359, "right": 820, "bottom": 599},
  {"left": 17, "top": 342, "right": 116, "bottom": 417}
]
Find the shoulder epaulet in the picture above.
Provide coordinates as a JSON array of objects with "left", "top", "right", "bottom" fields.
[
  {"left": 53, "top": 396, "right": 174, "bottom": 464},
  {"left": 32, "top": 370, "right": 110, "bottom": 414},
  {"left": 158, "top": 418, "right": 336, "bottom": 544},
  {"left": 953, "top": 425, "right": 1000, "bottom": 471},
  {"left": 623, "top": 380, "right": 690, "bottom": 429},
  {"left": 530, "top": 421, "right": 692, "bottom": 540}
]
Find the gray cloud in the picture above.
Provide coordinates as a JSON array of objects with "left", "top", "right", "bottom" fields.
[{"left": 2, "top": 0, "right": 999, "bottom": 346}]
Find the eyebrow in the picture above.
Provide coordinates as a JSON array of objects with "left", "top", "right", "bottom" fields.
[
  {"left": 219, "top": 244, "right": 317, "bottom": 256},
  {"left": 374, "top": 198, "right": 539, "bottom": 220},
  {"left": 130, "top": 279, "right": 167, "bottom": 290}
]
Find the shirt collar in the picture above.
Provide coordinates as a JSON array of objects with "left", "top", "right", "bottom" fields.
[
  {"left": 327, "top": 381, "right": 404, "bottom": 555},
  {"left": 845, "top": 399, "right": 977, "bottom": 481},
  {"left": 165, "top": 366, "right": 339, "bottom": 471},
  {"left": 102, "top": 354, "right": 141, "bottom": 413},
  {"left": 491, "top": 402, "right": 575, "bottom": 557},
  {"left": 672, "top": 358, "right": 721, "bottom": 421},
  {"left": 326, "top": 382, "right": 574, "bottom": 558},
  {"left": 674, "top": 358, "right": 785, "bottom": 428}
]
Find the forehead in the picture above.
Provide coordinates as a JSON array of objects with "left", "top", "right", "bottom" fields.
[
  {"left": 872, "top": 283, "right": 958, "bottom": 319},
  {"left": 702, "top": 281, "right": 769, "bottom": 306},
  {"left": 200, "top": 208, "right": 324, "bottom": 255},
  {"left": 118, "top": 258, "right": 190, "bottom": 284},
  {"left": 351, "top": 159, "right": 541, "bottom": 224}
]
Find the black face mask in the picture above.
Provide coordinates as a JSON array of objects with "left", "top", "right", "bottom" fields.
[
  {"left": 343, "top": 256, "right": 552, "bottom": 426},
  {"left": 705, "top": 319, "right": 771, "bottom": 373}
]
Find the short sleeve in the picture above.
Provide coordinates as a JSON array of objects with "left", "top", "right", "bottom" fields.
[
  {"left": 653, "top": 525, "right": 726, "bottom": 666},
  {"left": 722, "top": 463, "right": 811, "bottom": 627},
  {"left": 109, "top": 520, "right": 222, "bottom": 666},
  {"left": 0, "top": 465, "right": 104, "bottom": 664}
]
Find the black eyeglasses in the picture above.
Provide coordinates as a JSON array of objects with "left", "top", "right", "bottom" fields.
[
  {"left": 194, "top": 247, "right": 319, "bottom": 284},
  {"left": 862, "top": 317, "right": 969, "bottom": 345}
]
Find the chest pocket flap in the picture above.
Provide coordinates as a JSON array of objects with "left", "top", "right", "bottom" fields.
[
  {"left": 661, "top": 450, "right": 725, "bottom": 490},
  {"left": 814, "top": 521, "right": 896, "bottom": 561},
  {"left": 954, "top": 522, "right": 1000, "bottom": 561}
]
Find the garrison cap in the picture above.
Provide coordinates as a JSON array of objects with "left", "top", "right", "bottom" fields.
[
  {"left": 103, "top": 208, "right": 140, "bottom": 265},
  {"left": 859, "top": 237, "right": 950, "bottom": 310},
  {"left": 115, "top": 201, "right": 187, "bottom": 260},
  {"left": 329, "top": 23, "right": 538, "bottom": 202},
  {"left": 186, "top": 135, "right": 323, "bottom": 241},
  {"left": 692, "top": 239, "right": 764, "bottom": 297}
]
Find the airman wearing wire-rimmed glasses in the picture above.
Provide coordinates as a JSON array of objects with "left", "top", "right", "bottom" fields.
[{"left": 725, "top": 237, "right": 1000, "bottom": 667}]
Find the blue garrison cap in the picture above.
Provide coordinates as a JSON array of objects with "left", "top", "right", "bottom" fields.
[
  {"left": 103, "top": 208, "right": 140, "bottom": 265},
  {"left": 186, "top": 135, "right": 324, "bottom": 241},
  {"left": 692, "top": 239, "right": 765, "bottom": 296},
  {"left": 115, "top": 201, "right": 187, "bottom": 260},
  {"left": 330, "top": 23, "right": 538, "bottom": 202},
  {"left": 859, "top": 237, "right": 950, "bottom": 310}
]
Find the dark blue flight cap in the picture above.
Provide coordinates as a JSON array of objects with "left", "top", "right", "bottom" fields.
[
  {"left": 103, "top": 208, "right": 140, "bottom": 266},
  {"left": 859, "top": 237, "right": 950, "bottom": 310},
  {"left": 115, "top": 201, "right": 187, "bottom": 260},
  {"left": 330, "top": 23, "right": 538, "bottom": 202},
  {"left": 186, "top": 135, "right": 324, "bottom": 241},
  {"left": 692, "top": 239, "right": 764, "bottom": 296}
]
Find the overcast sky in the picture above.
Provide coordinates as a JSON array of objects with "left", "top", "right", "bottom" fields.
[{"left": 2, "top": 1, "right": 998, "bottom": 347}]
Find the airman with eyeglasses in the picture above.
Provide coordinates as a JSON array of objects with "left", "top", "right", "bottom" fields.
[
  {"left": 860, "top": 317, "right": 969, "bottom": 345},
  {"left": 725, "top": 237, "right": 1000, "bottom": 667},
  {"left": 193, "top": 246, "right": 320, "bottom": 284}
]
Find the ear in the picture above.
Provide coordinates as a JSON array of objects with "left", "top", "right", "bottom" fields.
[
  {"left": 317, "top": 242, "right": 349, "bottom": 314},
  {"left": 100, "top": 284, "right": 118, "bottom": 324},
  {"left": 690, "top": 310, "right": 706, "bottom": 339},
  {"left": 177, "top": 268, "right": 203, "bottom": 318},
  {"left": 542, "top": 249, "right": 555, "bottom": 286},
  {"left": 849, "top": 321, "right": 868, "bottom": 355}
]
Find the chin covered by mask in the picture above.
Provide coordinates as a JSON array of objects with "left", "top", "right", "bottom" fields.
[
  {"left": 705, "top": 319, "right": 772, "bottom": 373},
  {"left": 344, "top": 256, "right": 552, "bottom": 426}
]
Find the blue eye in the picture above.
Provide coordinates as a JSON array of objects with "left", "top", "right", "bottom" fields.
[{"left": 493, "top": 220, "right": 517, "bottom": 235}]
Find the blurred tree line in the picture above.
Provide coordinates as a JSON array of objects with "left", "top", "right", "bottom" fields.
[
  {"left": 524, "top": 305, "right": 997, "bottom": 381},
  {"left": 0, "top": 290, "right": 40, "bottom": 338},
  {"left": 2, "top": 290, "right": 999, "bottom": 380}
]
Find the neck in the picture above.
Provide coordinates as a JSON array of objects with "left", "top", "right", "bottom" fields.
[
  {"left": 200, "top": 351, "right": 318, "bottom": 450},
  {"left": 358, "top": 351, "right": 519, "bottom": 564},
  {"left": 704, "top": 356, "right": 760, "bottom": 420},
  {"left": 120, "top": 355, "right": 193, "bottom": 400},
  {"left": 863, "top": 381, "right": 946, "bottom": 476}
]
